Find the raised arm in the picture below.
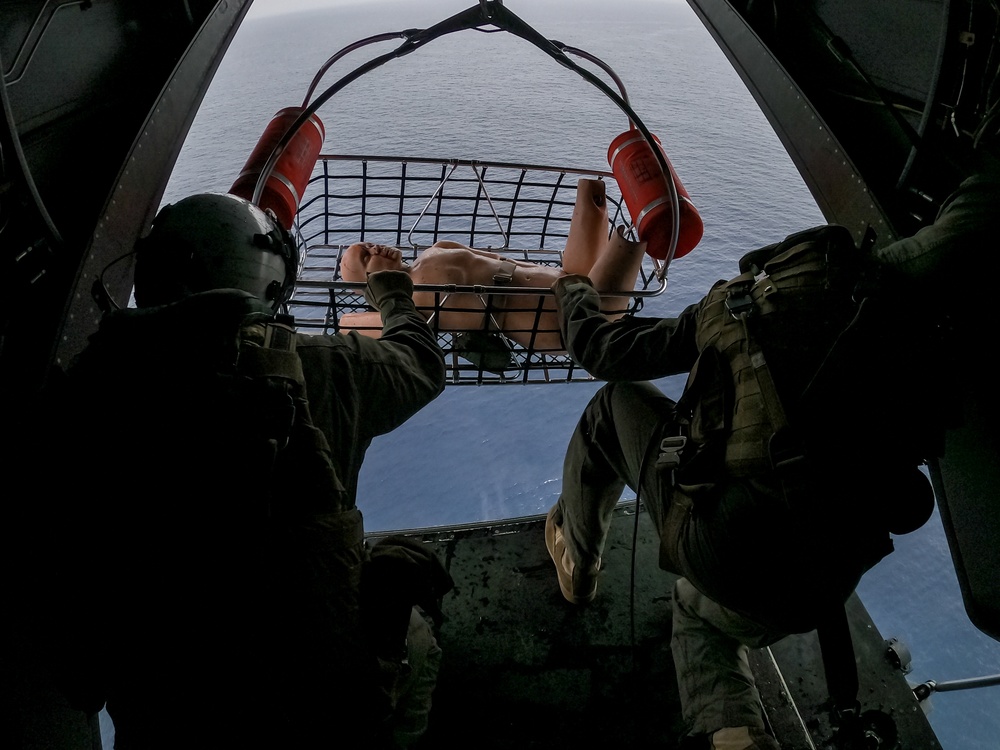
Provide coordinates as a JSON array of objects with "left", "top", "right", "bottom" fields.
[
  {"left": 872, "top": 168, "right": 1000, "bottom": 295},
  {"left": 552, "top": 274, "right": 700, "bottom": 381},
  {"left": 299, "top": 269, "right": 445, "bottom": 447},
  {"left": 356, "top": 269, "right": 446, "bottom": 433}
]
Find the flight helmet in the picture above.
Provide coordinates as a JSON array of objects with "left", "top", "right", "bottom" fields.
[{"left": 133, "top": 192, "right": 299, "bottom": 311}]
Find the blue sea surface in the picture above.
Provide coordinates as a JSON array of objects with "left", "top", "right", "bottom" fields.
[{"left": 147, "top": 1, "right": 1000, "bottom": 748}]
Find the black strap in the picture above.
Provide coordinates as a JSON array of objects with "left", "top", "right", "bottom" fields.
[{"left": 817, "top": 603, "right": 860, "bottom": 718}]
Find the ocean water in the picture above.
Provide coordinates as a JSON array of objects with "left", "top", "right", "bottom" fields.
[{"left": 151, "top": 1, "right": 1000, "bottom": 748}]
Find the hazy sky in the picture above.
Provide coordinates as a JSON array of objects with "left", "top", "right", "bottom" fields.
[
  {"left": 247, "top": 0, "right": 367, "bottom": 18},
  {"left": 244, "top": 0, "right": 673, "bottom": 21},
  {"left": 246, "top": 0, "right": 527, "bottom": 20}
]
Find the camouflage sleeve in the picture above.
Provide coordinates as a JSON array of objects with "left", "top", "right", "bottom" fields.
[
  {"left": 353, "top": 270, "right": 446, "bottom": 435},
  {"left": 552, "top": 274, "right": 700, "bottom": 381},
  {"left": 872, "top": 169, "right": 1000, "bottom": 291}
]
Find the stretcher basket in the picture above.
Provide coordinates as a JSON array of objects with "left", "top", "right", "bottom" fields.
[
  {"left": 290, "top": 155, "right": 667, "bottom": 384},
  {"left": 269, "top": 1, "right": 679, "bottom": 384}
]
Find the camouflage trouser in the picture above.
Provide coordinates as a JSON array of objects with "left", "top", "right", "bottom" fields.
[
  {"left": 382, "top": 607, "right": 444, "bottom": 749},
  {"left": 555, "top": 381, "right": 786, "bottom": 739},
  {"left": 671, "top": 577, "right": 787, "bottom": 737},
  {"left": 554, "top": 381, "right": 676, "bottom": 572}
]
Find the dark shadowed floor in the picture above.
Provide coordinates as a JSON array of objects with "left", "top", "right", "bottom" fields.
[{"left": 372, "top": 505, "right": 942, "bottom": 749}]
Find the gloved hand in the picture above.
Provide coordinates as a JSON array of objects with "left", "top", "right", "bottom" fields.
[
  {"left": 551, "top": 273, "right": 594, "bottom": 294},
  {"left": 364, "top": 270, "right": 414, "bottom": 310},
  {"left": 551, "top": 273, "right": 596, "bottom": 313}
]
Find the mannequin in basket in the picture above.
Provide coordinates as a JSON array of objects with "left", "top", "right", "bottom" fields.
[{"left": 338, "top": 178, "right": 647, "bottom": 353}]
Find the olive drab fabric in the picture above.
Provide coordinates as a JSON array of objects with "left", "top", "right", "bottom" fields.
[
  {"left": 673, "top": 225, "right": 941, "bottom": 560},
  {"left": 549, "top": 217, "right": 958, "bottom": 743},
  {"left": 678, "top": 225, "right": 864, "bottom": 480},
  {"left": 363, "top": 535, "right": 455, "bottom": 744},
  {"left": 33, "top": 289, "right": 378, "bottom": 747}
]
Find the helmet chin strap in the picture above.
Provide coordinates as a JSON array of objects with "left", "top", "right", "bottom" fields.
[
  {"left": 254, "top": 208, "right": 300, "bottom": 307},
  {"left": 264, "top": 279, "right": 284, "bottom": 310},
  {"left": 94, "top": 246, "right": 140, "bottom": 313}
]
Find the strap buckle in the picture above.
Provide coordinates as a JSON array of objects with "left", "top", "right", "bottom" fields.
[
  {"left": 656, "top": 435, "right": 688, "bottom": 470},
  {"left": 725, "top": 287, "right": 754, "bottom": 319},
  {"left": 261, "top": 317, "right": 297, "bottom": 352},
  {"left": 768, "top": 429, "right": 805, "bottom": 472},
  {"left": 493, "top": 259, "right": 516, "bottom": 285}
]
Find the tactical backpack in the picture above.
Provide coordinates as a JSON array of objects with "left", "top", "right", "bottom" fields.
[{"left": 672, "top": 225, "right": 942, "bottom": 549}]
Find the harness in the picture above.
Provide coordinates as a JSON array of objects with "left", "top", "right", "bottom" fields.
[
  {"left": 671, "top": 224, "right": 865, "bottom": 494},
  {"left": 210, "top": 296, "right": 397, "bottom": 729},
  {"left": 234, "top": 314, "right": 301, "bottom": 454},
  {"left": 237, "top": 301, "right": 455, "bottom": 732}
]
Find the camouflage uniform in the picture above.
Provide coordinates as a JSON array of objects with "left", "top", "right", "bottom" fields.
[{"left": 37, "top": 270, "right": 445, "bottom": 748}]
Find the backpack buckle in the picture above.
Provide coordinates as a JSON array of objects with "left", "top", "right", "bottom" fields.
[
  {"left": 725, "top": 282, "right": 755, "bottom": 319},
  {"left": 262, "top": 318, "right": 297, "bottom": 352},
  {"left": 768, "top": 430, "right": 806, "bottom": 472},
  {"left": 656, "top": 435, "right": 688, "bottom": 470}
]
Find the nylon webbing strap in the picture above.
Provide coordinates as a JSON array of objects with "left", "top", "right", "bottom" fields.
[
  {"left": 817, "top": 603, "right": 860, "bottom": 715},
  {"left": 493, "top": 259, "right": 516, "bottom": 285},
  {"left": 238, "top": 320, "right": 305, "bottom": 387},
  {"left": 741, "top": 316, "right": 790, "bottom": 436},
  {"left": 737, "top": 305, "right": 810, "bottom": 508}
]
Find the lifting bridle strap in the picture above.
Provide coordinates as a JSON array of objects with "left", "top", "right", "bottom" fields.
[{"left": 492, "top": 259, "right": 517, "bottom": 285}]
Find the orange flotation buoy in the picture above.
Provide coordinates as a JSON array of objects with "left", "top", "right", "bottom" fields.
[
  {"left": 229, "top": 106, "right": 325, "bottom": 230},
  {"left": 608, "top": 128, "right": 703, "bottom": 261}
]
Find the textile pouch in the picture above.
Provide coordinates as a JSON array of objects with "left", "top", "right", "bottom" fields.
[
  {"left": 452, "top": 330, "right": 516, "bottom": 374},
  {"left": 655, "top": 481, "right": 718, "bottom": 575}
]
